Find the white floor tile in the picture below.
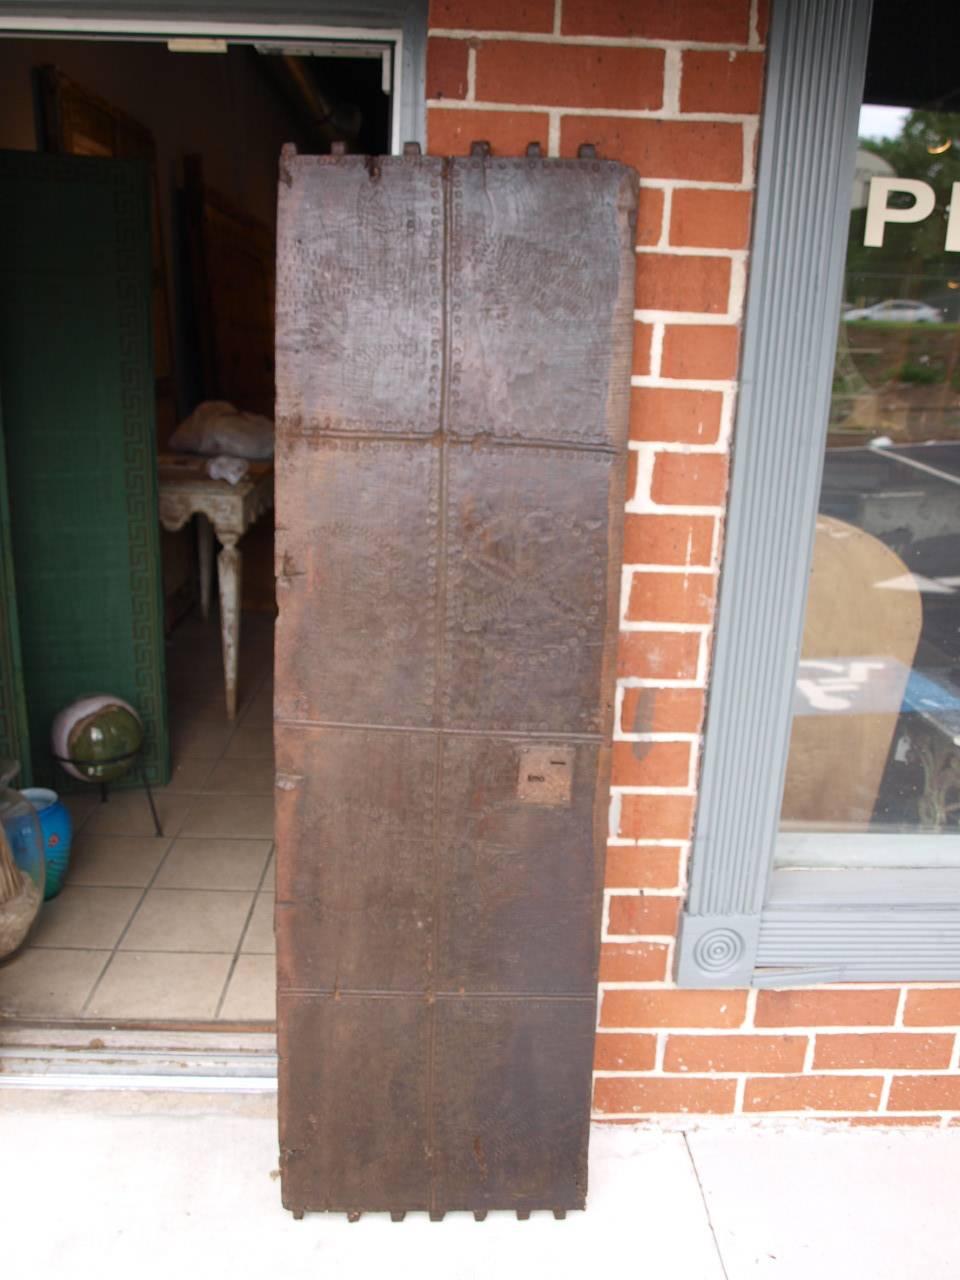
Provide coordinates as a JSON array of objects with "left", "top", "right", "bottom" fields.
[
  {"left": 87, "top": 952, "right": 233, "bottom": 1020},
  {"left": 67, "top": 835, "right": 172, "bottom": 888},
  {"left": 219, "top": 954, "right": 276, "bottom": 1021},
  {"left": 29, "top": 886, "right": 141, "bottom": 950},
  {"left": 121, "top": 888, "right": 254, "bottom": 953},
  {"left": 0, "top": 948, "right": 108, "bottom": 1017},
  {"left": 154, "top": 838, "right": 272, "bottom": 891}
]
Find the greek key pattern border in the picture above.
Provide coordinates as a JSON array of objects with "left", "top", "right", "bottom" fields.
[{"left": 112, "top": 166, "right": 169, "bottom": 786}]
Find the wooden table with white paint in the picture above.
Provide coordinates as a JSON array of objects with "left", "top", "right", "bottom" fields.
[{"left": 157, "top": 454, "right": 274, "bottom": 719}]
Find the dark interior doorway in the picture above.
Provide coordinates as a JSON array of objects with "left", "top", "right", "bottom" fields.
[{"left": 0, "top": 31, "right": 389, "bottom": 1029}]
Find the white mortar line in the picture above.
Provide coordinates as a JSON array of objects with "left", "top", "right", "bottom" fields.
[
  {"left": 547, "top": 109, "right": 561, "bottom": 156},
  {"left": 607, "top": 790, "right": 623, "bottom": 842},
  {"left": 748, "top": 0, "right": 761, "bottom": 48},
  {"left": 687, "top": 742, "right": 699, "bottom": 790},
  {"left": 696, "top": 633, "right": 711, "bottom": 685},
  {"left": 619, "top": 732, "right": 701, "bottom": 743},
  {"left": 627, "top": 440, "right": 731, "bottom": 457},
  {"left": 615, "top": 677, "right": 709, "bottom": 689},
  {"left": 595, "top": 1027, "right": 661, "bottom": 1036},
  {"left": 552, "top": 0, "right": 561, "bottom": 37},
  {"left": 710, "top": 514, "right": 724, "bottom": 566},
  {"left": 654, "top": 188, "right": 671, "bottom": 249},
  {"left": 727, "top": 254, "right": 748, "bottom": 321},
  {"left": 742, "top": 988, "right": 758, "bottom": 1029},
  {"left": 618, "top": 563, "right": 634, "bottom": 625},
  {"left": 718, "top": 387, "right": 737, "bottom": 450},
  {"left": 878, "top": 1074, "right": 894, "bottom": 1111},
  {"left": 655, "top": 1032, "right": 667, "bottom": 1071},
  {"left": 640, "top": 178, "right": 755, "bottom": 191},
  {"left": 623, "top": 563, "right": 718, "bottom": 573},
  {"left": 593, "top": 1065, "right": 957, "bottom": 1081},
  {"left": 636, "top": 245, "right": 748, "bottom": 261},
  {"left": 803, "top": 1033, "right": 816, "bottom": 1073},
  {"left": 612, "top": 683, "right": 626, "bottom": 739},
  {"left": 429, "top": 97, "right": 758, "bottom": 123},
  {"left": 635, "top": 308, "right": 742, "bottom": 323},
  {"left": 894, "top": 987, "right": 907, "bottom": 1029},
  {"left": 662, "top": 45, "right": 681, "bottom": 113},
  {"left": 741, "top": 117, "right": 760, "bottom": 185},
  {"left": 600, "top": 890, "right": 613, "bottom": 939},
  {"left": 649, "top": 320, "right": 665, "bottom": 376},
  {"left": 601, "top": 936, "right": 679, "bottom": 949},
  {"left": 426, "top": 97, "right": 549, "bottom": 113},
  {"left": 619, "top": 620, "right": 712, "bottom": 632},
  {"left": 604, "top": 885, "right": 687, "bottom": 898},
  {"left": 627, "top": 443, "right": 655, "bottom": 507},
  {"left": 639, "top": 441, "right": 731, "bottom": 458},
  {"left": 611, "top": 785, "right": 696, "bottom": 796},
  {"left": 466, "top": 45, "right": 476, "bottom": 100},
  {"left": 606, "top": 836, "right": 693, "bottom": 847},
  {"left": 631, "top": 374, "right": 736, "bottom": 390},
  {"left": 428, "top": 29, "right": 760, "bottom": 52}
]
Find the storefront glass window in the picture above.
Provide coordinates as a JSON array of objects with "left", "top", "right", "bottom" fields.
[{"left": 778, "top": 92, "right": 960, "bottom": 868}]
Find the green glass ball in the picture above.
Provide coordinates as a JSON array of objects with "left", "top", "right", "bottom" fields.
[{"left": 52, "top": 695, "right": 144, "bottom": 783}]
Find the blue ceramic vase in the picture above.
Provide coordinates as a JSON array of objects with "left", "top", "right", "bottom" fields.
[{"left": 20, "top": 788, "right": 72, "bottom": 900}]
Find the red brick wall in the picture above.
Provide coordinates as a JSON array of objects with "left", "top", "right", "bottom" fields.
[{"left": 426, "top": 0, "right": 960, "bottom": 1126}]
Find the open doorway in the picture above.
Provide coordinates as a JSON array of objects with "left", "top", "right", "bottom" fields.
[{"left": 0, "top": 30, "right": 392, "bottom": 1033}]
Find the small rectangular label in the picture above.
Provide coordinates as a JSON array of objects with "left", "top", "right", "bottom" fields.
[{"left": 517, "top": 745, "right": 574, "bottom": 806}]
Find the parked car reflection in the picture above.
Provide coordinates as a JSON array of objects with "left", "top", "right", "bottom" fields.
[{"left": 843, "top": 298, "right": 943, "bottom": 323}]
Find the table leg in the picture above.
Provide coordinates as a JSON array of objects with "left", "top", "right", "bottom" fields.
[
  {"left": 197, "top": 513, "right": 214, "bottom": 621},
  {"left": 217, "top": 535, "right": 242, "bottom": 719}
]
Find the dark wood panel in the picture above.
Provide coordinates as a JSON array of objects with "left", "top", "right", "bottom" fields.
[
  {"left": 448, "top": 157, "right": 637, "bottom": 448},
  {"left": 274, "top": 439, "right": 439, "bottom": 726},
  {"left": 443, "top": 444, "right": 617, "bottom": 734},
  {"left": 432, "top": 997, "right": 597, "bottom": 1213},
  {"left": 275, "top": 154, "right": 444, "bottom": 436},
  {"left": 275, "top": 724, "right": 437, "bottom": 993},
  {"left": 278, "top": 994, "right": 432, "bottom": 1215},
  {"left": 435, "top": 735, "right": 603, "bottom": 994},
  {"left": 275, "top": 151, "right": 636, "bottom": 1217}
]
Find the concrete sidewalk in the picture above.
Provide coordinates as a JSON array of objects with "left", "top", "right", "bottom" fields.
[{"left": 2, "top": 1089, "right": 958, "bottom": 1278}]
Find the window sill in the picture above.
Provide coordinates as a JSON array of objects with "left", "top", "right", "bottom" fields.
[
  {"left": 775, "top": 831, "right": 960, "bottom": 871},
  {"left": 755, "top": 867, "right": 960, "bottom": 984}
]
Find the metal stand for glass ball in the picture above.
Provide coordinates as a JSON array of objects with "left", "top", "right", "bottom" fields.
[{"left": 52, "top": 748, "right": 163, "bottom": 838}]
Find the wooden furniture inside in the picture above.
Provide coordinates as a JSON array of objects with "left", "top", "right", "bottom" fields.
[{"left": 157, "top": 454, "right": 274, "bottom": 719}]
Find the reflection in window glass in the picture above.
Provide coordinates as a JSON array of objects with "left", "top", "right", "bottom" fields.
[{"left": 778, "top": 97, "right": 960, "bottom": 864}]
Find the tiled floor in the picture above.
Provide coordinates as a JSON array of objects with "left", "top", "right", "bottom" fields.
[{"left": 0, "top": 609, "right": 276, "bottom": 1024}]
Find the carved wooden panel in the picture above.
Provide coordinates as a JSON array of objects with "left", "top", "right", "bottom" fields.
[{"left": 275, "top": 149, "right": 637, "bottom": 1218}]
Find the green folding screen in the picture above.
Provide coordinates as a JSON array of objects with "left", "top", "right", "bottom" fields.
[{"left": 0, "top": 150, "right": 168, "bottom": 787}]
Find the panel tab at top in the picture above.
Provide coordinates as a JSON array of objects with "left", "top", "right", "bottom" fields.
[
  {"left": 275, "top": 154, "right": 444, "bottom": 437},
  {"left": 447, "top": 156, "right": 637, "bottom": 449}
]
